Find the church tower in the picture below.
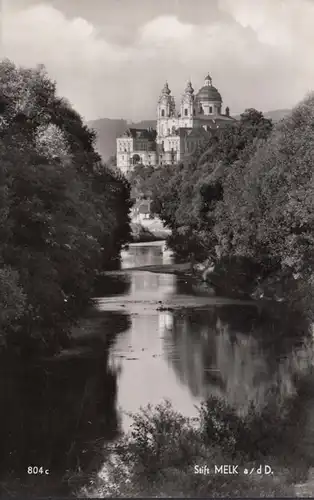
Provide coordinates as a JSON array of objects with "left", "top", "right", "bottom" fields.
[
  {"left": 195, "top": 74, "right": 222, "bottom": 117},
  {"left": 179, "top": 80, "right": 195, "bottom": 128},
  {"left": 157, "top": 82, "right": 176, "bottom": 141}
]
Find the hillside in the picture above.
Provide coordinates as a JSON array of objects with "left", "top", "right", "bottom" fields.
[
  {"left": 88, "top": 110, "right": 291, "bottom": 161},
  {"left": 234, "top": 109, "right": 291, "bottom": 122},
  {"left": 263, "top": 109, "right": 291, "bottom": 121}
]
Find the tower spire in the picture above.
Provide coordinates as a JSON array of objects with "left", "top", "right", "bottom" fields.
[
  {"left": 204, "top": 73, "right": 212, "bottom": 86},
  {"left": 184, "top": 80, "right": 194, "bottom": 94},
  {"left": 161, "top": 81, "right": 171, "bottom": 95}
]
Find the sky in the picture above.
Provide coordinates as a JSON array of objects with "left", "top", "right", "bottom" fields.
[{"left": 1, "top": 0, "right": 314, "bottom": 121}]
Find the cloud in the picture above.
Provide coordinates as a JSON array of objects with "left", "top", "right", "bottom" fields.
[
  {"left": 219, "top": 0, "right": 314, "bottom": 48},
  {"left": 139, "top": 16, "right": 194, "bottom": 45},
  {"left": 2, "top": 1, "right": 314, "bottom": 121},
  {"left": 3, "top": 5, "right": 128, "bottom": 67}
]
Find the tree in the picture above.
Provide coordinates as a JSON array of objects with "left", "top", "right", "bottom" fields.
[
  {"left": 0, "top": 60, "right": 132, "bottom": 354},
  {"left": 144, "top": 110, "right": 274, "bottom": 262},
  {"left": 212, "top": 93, "right": 314, "bottom": 301}
]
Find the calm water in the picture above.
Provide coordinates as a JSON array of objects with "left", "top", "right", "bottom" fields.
[{"left": 1, "top": 241, "right": 314, "bottom": 496}]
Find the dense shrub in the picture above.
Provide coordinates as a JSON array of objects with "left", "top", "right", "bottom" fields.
[{"left": 79, "top": 400, "right": 295, "bottom": 498}]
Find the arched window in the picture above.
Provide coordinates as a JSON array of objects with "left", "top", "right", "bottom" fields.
[
  {"left": 161, "top": 109, "right": 165, "bottom": 117},
  {"left": 132, "top": 154, "right": 141, "bottom": 165},
  {"left": 184, "top": 108, "right": 188, "bottom": 116}
]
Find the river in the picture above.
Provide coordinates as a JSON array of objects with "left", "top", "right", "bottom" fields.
[{"left": 1, "top": 240, "right": 314, "bottom": 497}]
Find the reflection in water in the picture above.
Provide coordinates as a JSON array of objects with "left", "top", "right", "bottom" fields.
[
  {"left": 121, "top": 242, "right": 172, "bottom": 269},
  {"left": 93, "top": 273, "right": 131, "bottom": 297},
  {"left": 102, "top": 243, "right": 314, "bottom": 474},
  {"left": 2, "top": 241, "right": 314, "bottom": 496},
  {"left": 163, "top": 307, "right": 306, "bottom": 415},
  {"left": 108, "top": 308, "right": 200, "bottom": 430},
  {"left": 0, "top": 312, "right": 126, "bottom": 498},
  {"left": 131, "top": 272, "right": 175, "bottom": 299},
  {"left": 158, "top": 311, "right": 174, "bottom": 332}
]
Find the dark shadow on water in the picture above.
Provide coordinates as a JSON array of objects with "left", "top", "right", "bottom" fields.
[
  {"left": 0, "top": 310, "right": 132, "bottom": 498},
  {"left": 162, "top": 301, "right": 314, "bottom": 480},
  {"left": 93, "top": 273, "right": 131, "bottom": 297}
]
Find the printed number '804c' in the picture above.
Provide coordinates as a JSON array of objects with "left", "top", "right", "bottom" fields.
[{"left": 27, "top": 466, "right": 50, "bottom": 475}]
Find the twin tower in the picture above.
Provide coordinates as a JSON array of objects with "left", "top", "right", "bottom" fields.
[{"left": 156, "top": 74, "right": 232, "bottom": 143}]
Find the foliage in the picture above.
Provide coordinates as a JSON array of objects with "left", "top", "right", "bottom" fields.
[
  {"left": 0, "top": 267, "right": 26, "bottom": 338},
  {"left": 133, "top": 109, "right": 274, "bottom": 261},
  {"left": 135, "top": 96, "right": 314, "bottom": 305},
  {"left": 0, "top": 60, "right": 131, "bottom": 353},
  {"left": 80, "top": 400, "right": 294, "bottom": 498},
  {"left": 198, "top": 393, "right": 292, "bottom": 460}
]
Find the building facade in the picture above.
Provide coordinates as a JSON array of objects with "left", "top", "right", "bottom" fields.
[{"left": 116, "top": 74, "right": 236, "bottom": 174}]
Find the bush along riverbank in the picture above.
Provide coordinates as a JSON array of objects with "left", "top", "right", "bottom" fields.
[
  {"left": 79, "top": 391, "right": 309, "bottom": 498},
  {"left": 0, "top": 60, "right": 132, "bottom": 359},
  {"left": 130, "top": 98, "right": 314, "bottom": 316}
]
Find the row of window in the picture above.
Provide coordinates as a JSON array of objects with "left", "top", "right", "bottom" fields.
[
  {"left": 161, "top": 108, "right": 192, "bottom": 117},
  {"left": 161, "top": 106, "right": 221, "bottom": 117},
  {"left": 120, "top": 154, "right": 157, "bottom": 160}
]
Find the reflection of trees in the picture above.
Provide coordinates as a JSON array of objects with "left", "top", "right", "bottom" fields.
[
  {"left": 131, "top": 272, "right": 175, "bottom": 296},
  {"left": 163, "top": 309, "right": 218, "bottom": 398},
  {"left": 121, "top": 246, "right": 164, "bottom": 269},
  {"left": 93, "top": 273, "right": 131, "bottom": 297},
  {"left": 0, "top": 313, "right": 124, "bottom": 497},
  {"left": 164, "top": 304, "right": 312, "bottom": 415}
]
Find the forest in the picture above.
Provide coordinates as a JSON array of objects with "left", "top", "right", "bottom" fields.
[{"left": 0, "top": 60, "right": 132, "bottom": 357}]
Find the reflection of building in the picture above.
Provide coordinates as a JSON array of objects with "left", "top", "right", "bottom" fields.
[
  {"left": 116, "top": 74, "right": 236, "bottom": 174},
  {"left": 158, "top": 311, "right": 174, "bottom": 334}
]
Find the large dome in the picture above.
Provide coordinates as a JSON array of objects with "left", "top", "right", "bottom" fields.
[{"left": 195, "top": 85, "right": 222, "bottom": 102}]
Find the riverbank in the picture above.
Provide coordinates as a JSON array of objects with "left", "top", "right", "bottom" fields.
[
  {"left": 105, "top": 262, "right": 191, "bottom": 275},
  {"left": 146, "top": 254, "right": 311, "bottom": 306}
]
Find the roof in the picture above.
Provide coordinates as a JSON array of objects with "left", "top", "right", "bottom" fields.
[
  {"left": 184, "top": 81, "right": 194, "bottom": 94},
  {"left": 133, "top": 200, "right": 151, "bottom": 214},
  {"left": 196, "top": 115, "right": 237, "bottom": 123},
  {"left": 122, "top": 128, "right": 156, "bottom": 140},
  {"left": 184, "top": 127, "right": 211, "bottom": 139},
  {"left": 177, "top": 120, "right": 235, "bottom": 139},
  {"left": 195, "top": 85, "right": 222, "bottom": 102},
  {"left": 139, "top": 204, "right": 150, "bottom": 215},
  {"left": 161, "top": 82, "right": 171, "bottom": 95}
]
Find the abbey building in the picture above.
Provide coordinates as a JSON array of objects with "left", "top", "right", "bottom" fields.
[{"left": 116, "top": 74, "right": 236, "bottom": 174}]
